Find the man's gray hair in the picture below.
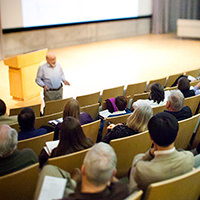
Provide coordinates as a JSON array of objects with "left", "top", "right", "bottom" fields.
[
  {"left": 168, "top": 90, "right": 184, "bottom": 111},
  {"left": 0, "top": 125, "right": 18, "bottom": 157},
  {"left": 83, "top": 142, "right": 117, "bottom": 186}
]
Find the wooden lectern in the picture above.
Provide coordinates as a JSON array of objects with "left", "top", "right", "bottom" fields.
[{"left": 4, "top": 49, "right": 48, "bottom": 101}]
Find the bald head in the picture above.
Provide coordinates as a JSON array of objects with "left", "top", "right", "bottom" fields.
[
  {"left": 0, "top": 125, "right": 18, "bottom": 157},
  {"left": 46, "top": 52, "right": 56, "bottom": 67}
]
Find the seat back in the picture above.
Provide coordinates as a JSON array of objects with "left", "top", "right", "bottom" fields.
[
  {"left": 124, "top": 190, "right": 143, "bottom": 200},
  {"left": 101, "top": 85, "right": 124, "bottom": 104},
  {"left": 44, "top": 97, "right": 72, "bottom": 115},
  {"left": 82, "top": 120, "right": 101, "bottom": 143},
  {"left": 185, "top": 68, "right": 200, "bottom": 78},
  {"left": 48, "top": 148, "right": 90, "bottom": 173},
  {"left": 143, "top": 168, "right": 200, "bottom": 200},
  {"left": 175, "top": 114, "right": 200, "bottom": 149},
  {"left": 131, "top": 92, "right": 149, "bottom": 107},
  {"left": 35, "top": 111, "right": 63, "bottom": 129},
  {"left": 146, "top": 77, "right": 167, "bottom": 91},
  {"left": 9, "top": 103, "right": 41, "bottom": 117},
  {"left": 165, "top": 73, "right": 183, "bottom": 88},
  {"left": 10, "top": 122, "right": 20, "bottom": 132},
  {"left": 80, "top": 103, "right": 99, "bottom": 120},
  {"left": 110, "top": 131, "right": 152, "bottom": 178},
  {"left": 152, "top": 104, "right": 166, "bottom": 115},
  {"left": 18, "top": 131, "right": 54, "bottom": 155},
  {"left": 0, "top": 163, "right": 39, "bottom": 200},
  {"left": 102, "top": 113, "right": 132, "bottom": 139},
  {"left": 125, "top": 82, "right": 147, "bottom": 97},
  {"left": 184, "top": 94, "right": 200, "bottom": 115},
  {"left": 76, "top": 92, "right": 100, "bottom": 107}
]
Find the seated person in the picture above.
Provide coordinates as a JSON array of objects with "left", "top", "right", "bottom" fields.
[
  {"left": 39, "top": 116, "right": 94, "bottom": 168},
  {"left": 0, "top": 99, "right": 17, "bottom": 125},
  {"left": 98, "top": 96, "right": 132, "bottom": 142},
  {"left": 164, "top": 90, "right": 192, "bottom": 121},
  {"left": 102, "top": 101, "right": 153, "bottom": 144},
  {"left": 18, "top": 107, "right": 48, "bottom": 141},
  {"left": 34, "top": 142, "right": 130, "bottom": 200},
  {"left": 177, "top": 77, "right": 200, "bottom": 98},
  {"left": 134, "top": 83, "right": 168, "bottom": 108},
  {"left": 0, "top": 124, "right": 38, "bottom": 176},
  {"left": 129, "top": 112, "right": 194, "bottom": 191},
  {"left": 54, "top": 98, "right": 93, "bottom": 140}
]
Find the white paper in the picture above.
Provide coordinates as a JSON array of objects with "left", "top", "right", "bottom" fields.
[
  {"left": 45, "top": 140, "right": 59, "bottom": 154},
  {"left": 48, "top": 117, "right": 63, "bottom": 126},
  {"left": 99, "top": 109, "right": 112, "bottom": 118},
  {"left": 38, "top": 176, "right": 67, "bottom": 200}
]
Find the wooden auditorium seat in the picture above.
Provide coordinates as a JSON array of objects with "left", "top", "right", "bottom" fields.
[
  {"left": 0, "top": 163, "right": 39, "bottom": 200},
  {"left": 124, "top": 190, "right": 143, "bottom": 200},
  {"left": 18, "top": 131, "right": 54, "bottom": 155},
  {"left": 142, "top": 168, "right": 200, "bottom": 200},
  {"left": 76, "top": 91, "right": 100, "bottom": 107},
  {"left": 110, "top": 131, "right": 152, "bottom": 178},
  {"left": 82, "top": 119, "right": 101, "bottom": 143},
  {"left": 165, "top": 73, "right": 183, "bottom": 88},
  {"left": 44, "top": 97, "right": 72, "bottom": 115},
  {"left": 146, "top": 77, "right": 167, "bottom": 91},
  {"left": 100, "top": 85, "right": 124, "bottom": 105},
  {"left": 125, "top": 82, "right": 147, "bottom": 97},
  {"left": 185, "top": 68, "right": 200, "bottom": 79},
  {"left": 175, "top": 114, "right": 200, "bottom": 149},
  {"left": 80, "top": 103, "right": 99, "bottom": 120},
  {"left": 9, "top": 103, "right": 41, "bottom": 117},
  {"left": 184, "top": 94, "right": 200, "bottom": 115}
]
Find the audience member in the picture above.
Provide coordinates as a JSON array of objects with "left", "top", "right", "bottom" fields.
[
  {"left": 54, "top": 98, "right": 93, "bottom": 140},
  {"left": 0, "top": 99, "right": 17, "bottom": 125},
  {"left": 129, "top": 112, "right": 194, "bottom": 191},
  {"left": 102, "top": 101, "right": 153, "bottom": 143},
  {"left": 0, "top": 124, "right": 38, "bottom": 176},
  {"left": 134, "top": 83, "right": 168, "bottom": 108},
  {"left": 34, "top": 142, "right": 129, "bottom": 200},
  {"left": 39, "top": 116, "right": 94, "bottom": 168},
  {"left": 18, "top": 107, "right": 48, "bottom": 141},
  {"left": 164, "top": 90, "right": 192, "bottom": 121},
  {"left": 177, "top": 77, "right": 200, "bottom": 98}
]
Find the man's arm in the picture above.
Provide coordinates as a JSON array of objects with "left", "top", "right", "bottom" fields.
[
  {"left": 59, "top": 64, "right": 70, "bottom": 86},
  {"left": 35, "top": 66, "right": 49, "bottom": 91}
]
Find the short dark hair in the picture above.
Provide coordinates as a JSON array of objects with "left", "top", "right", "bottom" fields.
[
  {"left": 18, "top": 107, "right": 35, "bottom": 131},
  {"left": 115, "top": 96, "right": 127, "bottom": 111},
  {"left": 178, "top": 77, "right": 190, "bottom": 92},
  {"left": 149, "top": 83, "right": 165, "bottom": 104},
  {"left": 148, "top": 112, "right": 179, "bottom": 147},
  {"left": 0, "top": 99, "right": 6, "bottom": 116}
]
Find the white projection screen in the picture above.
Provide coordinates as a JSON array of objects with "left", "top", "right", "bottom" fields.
[{"left": 1, "top": 0, "right": 152, "bottom": 29}]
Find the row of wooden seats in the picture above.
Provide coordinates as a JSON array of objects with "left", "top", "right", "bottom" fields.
[
  {"left": 8, "top": 68, "right": 200, "bottom": 117},
  {"left": 12, "top": 93, "right": 200, "bottom": 157},
  {"left": 2, "top": 113, "right": 200, "bottom": 200}
]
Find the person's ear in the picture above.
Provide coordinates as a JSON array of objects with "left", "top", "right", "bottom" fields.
[
  {"left": 166, "top": 101, "right": 170, "bottom": 109},
  {"left": 81, "top": 165, "right": 85, "bottom": 175}
]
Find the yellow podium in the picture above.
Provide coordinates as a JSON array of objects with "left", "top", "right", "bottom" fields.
[{"left": 4, "top": 49, "right": 48, "bottom": 100}]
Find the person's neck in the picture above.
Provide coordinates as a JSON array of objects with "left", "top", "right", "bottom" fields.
[
  {"left": 81, "top": 177, "right": 107, "bottom": 194},
  {"left": 156, "top": 143, "right": 174, "bottom": 151}
]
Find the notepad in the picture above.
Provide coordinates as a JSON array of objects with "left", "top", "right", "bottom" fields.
[{"left": 38, "top": 176, "right": 67, "bottom": 200}]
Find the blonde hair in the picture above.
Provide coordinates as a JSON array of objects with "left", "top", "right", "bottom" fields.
[
  {"left": 63, "top": 99, "right": 80, "bottom": 120},
  {"left": 127, "top": 101, "right": 153, "bottom": 132}
]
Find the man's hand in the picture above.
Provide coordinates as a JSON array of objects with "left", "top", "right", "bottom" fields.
[
  {"left": 63, "top": 80, "right": 70, "bottom": 86},
  {"left": 43, "top": 85, "right": 49, "bottom": 91}
]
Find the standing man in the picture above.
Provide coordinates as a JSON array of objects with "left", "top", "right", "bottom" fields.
[{"left": 35, "top": 52, "right": 70, "bottom": 101}]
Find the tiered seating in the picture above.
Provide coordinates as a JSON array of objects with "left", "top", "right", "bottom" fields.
[
  {"left": 146, "top": 77, "right": 167, "bottom": 92},
  {"left": 125, "top": 82, "right": 147, "bottom": 97},
  {"left": 185, "top": 69, "right": 200, "bottom": 78},
  {"left": 184, "top": 94, "right": 200, "bottom": 115},
  {"left": 165, "top": 73, "right": 183, "bottom": 88}
]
